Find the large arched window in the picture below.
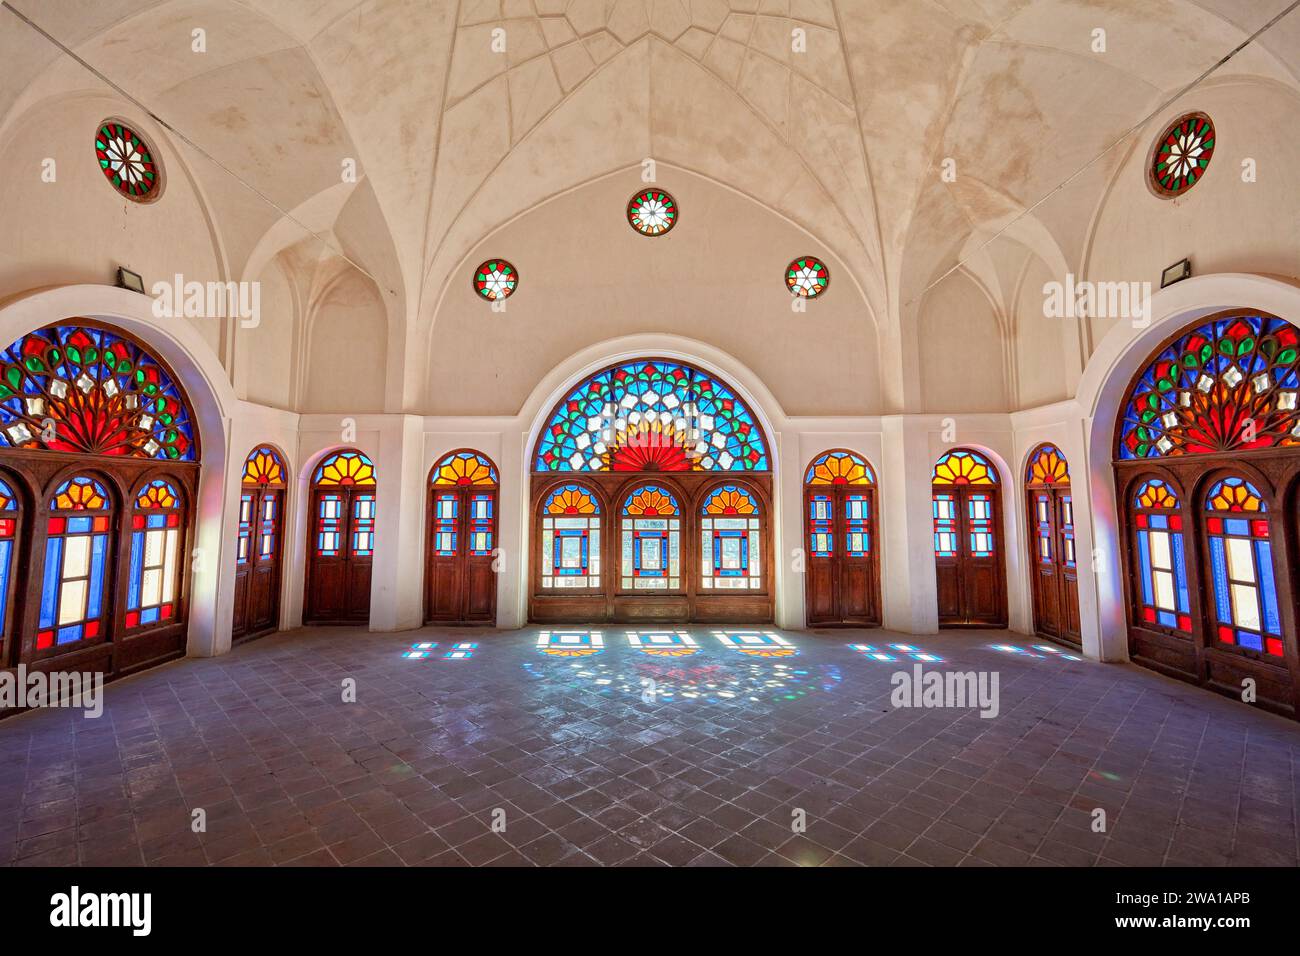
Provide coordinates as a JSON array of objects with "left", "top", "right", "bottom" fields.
[
  {"left": 539, "top": 484, "right": 601, "bottom": 591},
  {"left": 932, "top": 449, "right": 1007, "bottom": 627},
  {"left": 426, "top": 450, "right": 499, "bottom": 624},
  {"left": 125, "top": 479, "right": 184, "bottom": 631},
  {"left": 1025, "top": 444, "right": 1079, "bottom": 645},
  {"left": 530, "top": 358, "right": 773, "bottom": 624},
  {"left": 0, "top": 322, "right": 200, "bottom": 686},
  {"left": 621, "top": 485, "right": 682, "bottom": 592},
  {"left": 234, "top": 445, "right": 286, "bottom": 642},
  {"left": 305, "top": 450, "right": 376, "bottom": 625},
  {"left": 1115, "top": 310, "right": 1300, "bottom": 717},
  {"left": 803, "top": 450, "right": 880, "bottom": 626},
  {"left": 700, "top": 484, "right": 762, "bottom": 590}
]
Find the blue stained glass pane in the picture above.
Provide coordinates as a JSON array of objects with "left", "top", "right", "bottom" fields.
[
  {"left": 1137, "top": 531, "right": 1153, "bottom": 606},
  {"left": 87, "top": 534, "right": 107, "bottom": 617},
  {"left": 56, "top": 624, "right": 82, "bottom": 645},
  {"left": 40, "top": 537, "right": 61, "bottom": 629},
  {"left": 1209, "top": 537, "right": 1230, "bottom": 624},
  {"left": 1256, "top": 539, "right": 1280, "bottom": 635},
  {"left": 1171, "top": 533, "right": 1189, "bottom": 613},
  {"left": 1157, "top": 610, "right": 1177, "bottom": 629},
  {"left": 1149, "top": 514, "right": 1168, "bottom": 529},
  {"left": 147, "top": 514, "right": 166, "bottom": 529},
  {"left": 128, "top": 530, "right": 144, "bottom": 610},
  {"left": 1238, "top": 631, "right": 1264, "bottom": 651},
  {"left": 67, "top": 516, "right": 92, "bottom": 533},
  {"left": 0, "top": 540, "right": 10, "bottom": 633},
  {"left": 1225, "top": 518, "right": 1250, "bottom": 536},
  {"left": 141, "top": 607, "right": 160, "bottom": 625}
]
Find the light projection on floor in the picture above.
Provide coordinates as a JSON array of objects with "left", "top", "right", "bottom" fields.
[
  {"left": 537, "top": 629, "right": 605, "bottom": 657},
  {"left": 712, "top": 629, "right": 798, "bottom": 658},
  {"left": 443, "top": 642, "right": 477, "bottom": 660},
  {"left": 848, "top": 643, "right": 943, "bottom": 663},
  {"left": 990, "top": 643, "right": 1082, "bottom": 662},
  {"left": 402, "top": 641, "right": 437, "bottom": 659},
  {"left": 521, "top": 657, "right": 841, "bottom": 705},
  {"left": 626, "top": 629, "right": 700, "bottom": 657}
]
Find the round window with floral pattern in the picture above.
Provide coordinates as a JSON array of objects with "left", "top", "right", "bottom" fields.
[
  {"left": 95, "top": 120, "right": 162, "bottom": 202},
  {"left": 1149, "top": 112, "right": 1215, "bottom": 198}
]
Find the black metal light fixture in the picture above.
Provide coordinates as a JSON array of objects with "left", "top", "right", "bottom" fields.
[
  {"left": 116, "top": 266, "right": 146, "bottom": 294},
  {"left": 1160, "top": 258, "right": 1192, "bottom": 289}
]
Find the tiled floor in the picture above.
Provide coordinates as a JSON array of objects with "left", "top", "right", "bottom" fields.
[{"left": 2, "top": 625, "right": 1298, "bottom": 867}]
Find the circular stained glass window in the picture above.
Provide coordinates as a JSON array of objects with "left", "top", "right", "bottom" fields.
[
  {"left": 786, "top": 256, "right": 829, "bottom": 298},
  {"left": 1150, "top": 112, "right": 1215, "bottom": 197},
  {"left": 95, "top": 120, "right": 162, "bottom": 202},
  {"left": 473, "top": 259, "right": 518, "bottom": 301},
  {"left": 627, "top": 189, "right": 677, "bottom": 236}
]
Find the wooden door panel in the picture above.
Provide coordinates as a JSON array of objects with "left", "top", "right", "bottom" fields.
[
  {"left": 249, "top": 566, "right": 275, "bottom": 631},
  {"left": 464, "top": 560, "right": 495, "bottom": 620},
  {"left": 839, "top": 563, "right": 873, "bottom": 622},
  {"left": 935, "top": 563, "right": 962, "bottom": 623},
  {"left": 347, "top": 562, "right": 372, "bottom": 620},
  {"left": 427, "top": 560, "right": 461, "bottom": 621},
  {"left": 805, "top": 560, "right": 836, "bottom": 624},
  {"left": 232, "top": 572, "right": 250, "bottom": 635}
]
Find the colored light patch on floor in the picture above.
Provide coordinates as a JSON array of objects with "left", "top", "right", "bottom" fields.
[
  {"left": 537, "top": 629, "right": 605, "bottom": 657},
  {"left": 848, "top": 643, "right": 944, "bottom": 663},
  {"left": 990, "top": 643, "right": 1082, "bottom": 661},
  {"left": 713, "top": 629, "right": 797, "bottom": 658},
  {"left": 442, "top": 642, "right": 478, "bottom": 660},
  {"left": 522, "top": 658, "right": 841, "bottom": 704},
  {"left": 626, "top": 629, "right": 699, "bottom": 657},
  {"left": 402, "top": 641, "right": 438, "bottom": 660}
]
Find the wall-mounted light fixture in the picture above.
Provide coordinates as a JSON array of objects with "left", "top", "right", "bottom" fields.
[
  {"left": 1160, "top": 258, "right": 1192, "bottom": 289},
  {"left": 116, "top": 266, "right": 146, "bottom": 294}
]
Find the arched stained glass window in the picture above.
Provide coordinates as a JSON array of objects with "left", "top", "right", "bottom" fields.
[
  {"left": 621, "top": 485, "right": 681, "bottom": 590},
  {"left": 1026, "top": 445, "right": 1070, "bottom": 485},
  {"left": 432, "top": 451, "right": 498, "bottom": 487},
  {"left": 39, "top": 476, "right": 113, "bottom": 650},
  {"left": 805, "top": 451, "right": 875, "bottom": 485},
  {"left": 1131, "top": 478, "right": 1191, "bottom": 634},
  {"left": 700, "top": 485, "right": 761, "bottom": 590},
  {"left": 1118, "top": 313, "right": 1300, "bottom": 459},
  {"left": 242, "top": 446, "right": 285, "bottom": 486},
  {"left": 314, "top": 451, "right": 376, "bottom": 486},
  {"left": 934, "top": 450, "right": 998, "bottom": 485},
  {"left": 126, "top": 479, "right": 183, "bottom": 630},
  {"left": 534, "top": 360, "right": 769, "bottom": 473},
  {"left": 540, "top": 484, "right": 600, "bottom": 590},
  {"left": 0, "top": 478, "right": 18, "bottom": 641},
  {"left": 0, "top": 325, "right": 196, "bottom": 461},
  {"left": 1203, "top": 476, "right": 1282, "bottom": 656}
]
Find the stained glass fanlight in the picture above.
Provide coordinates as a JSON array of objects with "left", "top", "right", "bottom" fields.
[
  {"left": 95, "top": 120, "right": 161, "bottom": 201},
  {"left": 627, "top": 189, "right": 677, "bottom": 236},
  {"left": 933, "top": 449, "right": 998, "bottom": 485},
  {"left": 242, "top": 446, "right": 285, "bottom": 486},
  {"left": 126, "top": 480, "right": 182, "bottom": 630},
  {"left": 1150, "top": 112, "right": 1215, "bottom": 197},
  {"left": 0, "top": 324, "right": 196, "bottom": 461},
  {"left": 432, "top": 450, "right": 498, "bottom": 486},
  {"left": 473, "top": 260, "right": 518, "bottom": 301},
  {"left": 1130, "top": 478, "right": 1191, "bottom": 634},
  {"left": 1119, "top": 313, "right": 1300, "bottom": 458},
  {"left": 700, "top": 485, "right": 761, "bottom": 590},
  {"left": 621, "top": 485, "right": 681, "bottom": 590},
  {"left": 534, "top": 359, "right": 769, "bottom": 472},
  {"left": 0, "top": 477, "right": 18, "bottom": 639},
  {"left": 313, "top": 450, "right": 376, "bottom": 486},
  {"left": 804, "top": 450, "right": 875, "bottom": 485},
  {"left": 786, "top": 257, "right": 829, "bottom": 298},
  {"left": 1203, "top": 476, "right": 1282, "bottom": 656},
  {"left": 1026, "top": 445, "right": 1070, "bottom": 485},
  {"left": 540, "top": 483, "right": 601, "bottom": 589},
  {"left": 39, "top": 475, "right": 113, "bottom": 649}
]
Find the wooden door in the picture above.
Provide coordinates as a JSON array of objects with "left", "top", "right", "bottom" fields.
[
  {"left": 305, "top": 486, "right": 374, "bottom": 624},
  {"left": 233, "top": 486, "right": 283, "bottom": 639},
  {"left": 426, "top": 486, "right": 498, "bottom": 624},
  {"left": 1028, "top": 487, "right": 1080, "bottom": 643},
  {"left": 934, "top": 485, "right": 1008, "bottom": 626},
  {"left": 805, "top": 486, "right": 879, "bottom": 626}
]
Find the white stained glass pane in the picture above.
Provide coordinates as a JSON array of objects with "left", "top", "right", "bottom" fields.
[
  {"left": 812, "top": 501, "right": 830, "bottom": 520},
  {"left": 1036, "top": 499, "right": 1049, "bottom": 522},
  {"left": 750, "top": 530, "right": 760, "bottom": 577},
  {"left": 1150, "top": 530, "right": 1172, "bottom": 571},
  {"left": 848, "top": 500, "right": 867, "bottom": 520},
  {"left": 438, "top": 498, "right": 455, "bottom": 519},
  {"left": 970, "top": 498, "right": 991, "bottom": 520},
  {"left": 590, "top": 529, "right": 600, "bottom": 574},
  {"left": 560, "top": 536, "right": 581, "bottom": 568},
  {"left": 541, "top": 530, "right": 553, "bottom": 575},
  {"left": 356, "top": 499, "right": 374, "bottom": 519},
  {"left": 356, "top": 532, "right": 372, "bottom": 551},
  {"left": 1154, "top": 569, "right": 1176, "bottom": 611},
  {"left": 972, "top": 533, "right": 991, "bottom": 553},
  {"left": 1231, "top": 582, "right": 1261, "bottom": 631},
  {"left": 621, "top": 529, "right": 633, "bottom": 577},
  {"left": 144, "top": 529, "right": 164, "bottom": 567},
  {"left": 63, "top": 535, "right": 91, "bottom": 577},
  {"left": 238, "top": 537, "right": 249, "bottom": 560},
  {"left": 641, "top": 537, "right": 662, "bottom": 571},
  {"left": 323, "top": 532, "right": 339, "bottom": 551},
  {"left": 1039, "top": 537, "right": 1050, "bottom": 561},
  {"left": 261, "top": 533, "right": 273, "bottom": 558},
  {"left": 142, "top": 568, "right": 162, "bottom": 608},
  {"left": 716, "top": 518, "right": 747, "bottom": 531},
  {"left": 701, "top": 531, "right": 713, "bottom": 577},
  {"left": 1062, "top": 499, "right": 1074, "bottom": 524},
  {"left": 240, "top": 498, "right": 252, "bottom": 522},
  {"left": 721, "top": 537, "right": 742, "bottom": 569},
  {"left": 555, "top": 517, "right": 587, "bottom": 529},
  {"left": 58, "top": 579, "right": 88, "bottom": 625},
  {"left": 639, "top": 518, "right": 667, "bottom": 531},
  {"left": 323, "top": 499, "right": 340, "bottom": 519},
  {"left": 1225, "top": 537, "right": 1256, "bottom": 584},
  {"left": 263, "top": 497, "right": 275, "bottom": 521},
  {"left": 636, "top": 578, "right": 667, "bottom": 590},
  {"left": 162, "top": 529, "right": 178, "bottom": 602},
  {"left": 437, "top": 532, "right": 453, "bottom": 552}
]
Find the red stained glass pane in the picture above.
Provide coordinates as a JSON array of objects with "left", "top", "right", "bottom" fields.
[
  {"left": 1217, "top": 625, "right": 1235, "bottom": 644},
  {"left": 48, "top": 517, "right": 65, "bottom": 534},
  {"left": 126, "top": 611, "right": 139, "bottom": 628},
  {"left": 37, "top": 630, "right": 54, "bottom": 649}
]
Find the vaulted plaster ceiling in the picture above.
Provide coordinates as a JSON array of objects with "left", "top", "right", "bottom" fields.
[{"left": 2, "top": 0, "right": 1298, "bottom": 353}]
